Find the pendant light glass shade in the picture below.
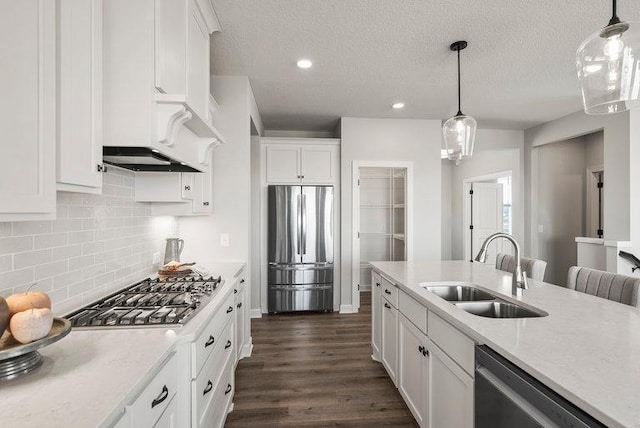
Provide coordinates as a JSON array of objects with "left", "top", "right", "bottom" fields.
[
  {"left": 577, "top": 2, "right": 640, "bottom": 114},
  {"left": 442, "top": 114, "right": 477, "bottom": 162},
  {"left": 443, "top": 40, "right": 476, "bottom": 163}
]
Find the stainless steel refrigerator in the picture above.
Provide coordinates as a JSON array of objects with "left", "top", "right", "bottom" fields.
[{"left": 268, "top": 185, "right": 334, "bottom": 313}]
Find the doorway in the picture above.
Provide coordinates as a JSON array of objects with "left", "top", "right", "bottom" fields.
[
  {"left": 463, "top": 172, "right": 513, "bottom": 264},
  {"left": 352, "top": 161, "right": 413, "bottom": 312}
]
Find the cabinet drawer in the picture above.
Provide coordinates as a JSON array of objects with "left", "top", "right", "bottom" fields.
[
  {"left": 200, "top": 354, "right": 235, "bottom": 428},
  {"left": 192, "top": 318, "right": 234, "bottom": 427},
  {"left": 129, "top": 353, "right": 177, "bottom": 427},
  {"left": 192, "top": 292, "right": 235, "bottom": 378},
  {"left": 427, "top": 311, "right": 475, "bottom": 375},
  {"left": 399, "top": 291, "right": 427, "bottom": 334},
  {"left": 381, "top": 276, "right": 398, "bottom": 308}
]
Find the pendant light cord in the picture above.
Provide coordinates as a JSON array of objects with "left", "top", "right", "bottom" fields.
[
  {"left": 457, "top": 48, "right": 462, "bottom": 116},
  {"left": 609, "top": 0, "right": 621, "bottom": 26}
]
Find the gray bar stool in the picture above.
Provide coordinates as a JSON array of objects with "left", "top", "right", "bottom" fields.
[
  {"left": 567, "top": 266, "right": 640, "bottom": 307},
  {"left": 495, "top": 253, "right": 547, "bottom": 281}
]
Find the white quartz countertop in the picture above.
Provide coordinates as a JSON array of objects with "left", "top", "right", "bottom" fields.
[
  {"left": 370, "top": 260, "right": 640, "bottom": 428},
  {"left": 0, "top": 262, "right": 245, "bottom": 428}
]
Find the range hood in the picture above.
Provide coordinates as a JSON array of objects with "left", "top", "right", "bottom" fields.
[{"left": 103, "top": 147, "right": 201, "bottom": 172}]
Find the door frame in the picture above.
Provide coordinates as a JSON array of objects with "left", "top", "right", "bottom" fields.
[
  {"left": 351, "top": 161, "right": 414, "bottom": 313},
  {"left": 462, "top": 170, "right": 512, "bottom": 263},
  {"left": 586, "top": 164, "right": 604, "bottom": 239}
]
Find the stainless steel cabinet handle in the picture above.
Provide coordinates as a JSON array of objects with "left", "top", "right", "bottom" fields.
[
  {"left": 225, "top": 384, "right": 232, "bottom": 395},
  {"left": 203, "top": 380, "right": 213, "bottom": 396},
  {"left": 204, "top": 335, "right": 215, "bottom": 347},
  {"left": 151, "top": 385, "right": 168, "bottom": 408},
  {"left": 384, "top": 289, "right": 391, "bottom": 295},
  {"left": 234, "top": 289, "right": 237, "bottom": 294},
  {"left": 384, "top": 302, "right": 391, "bottom": 309},
  {"left": 297, "top": 194, "right": 302, "bottom": 255},
  {"left": 225, "top": 340, "right": 232, "bottom": 349},
  {"left": 227, "top": 306, "right": 233, "bottom": 313}
]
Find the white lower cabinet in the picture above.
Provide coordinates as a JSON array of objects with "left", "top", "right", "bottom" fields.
[
  {"left": 154, "top": 396, "right": 178, "bottom": 428},
  {"left": 430, "top": 344, "right": 474, "bottom": 428},
  {"left": 398, "top": 314, "right": 429, "bottom": 427},
  {"left": 373, "top": 278, "right": 475, "bottom": 428},
  {"left": 381, "top": 295, "right": 398, "bottom": 384},
  {"left": 234, "top": 280, "right": 247, "bottom": 363},
  {"left": 371, "top": 271, "right": 382, "bottom": 360}
]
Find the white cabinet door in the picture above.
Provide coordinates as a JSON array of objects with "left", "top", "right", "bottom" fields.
[
  {"left": 186, "top": 0, "right": 208, "bottom": 118},
  {"left": 234, "top": 283, "right": 246, "bottom": 363},
  {"left": 381, "top": 296, "right": 398, "bottom": 384},
  {"left": 154, "top": 0, "right": 186, "bottom": 95},
  {"left": 398, "top": 314, "right": 429, "bottom": 427},
  {"left": 266, "top": 146, "right": 301, "bottom": 183},
  {"left": 191, "top": 168, "right": 212, "bottom": 214},
  {"left": 153, "top": 396, "right": 178, "bottom": 428},
  {"left": 430, "top": 343, "right": 474, "bottom": 428},
  {"left": 371, "top": 271, "right": 382, "bottom": 360},
  {"left": 57, "top": 0, "right": 103, "bottom": 193},
  {"left": 0, "top": 0, "right": 56, "bottom": 220},
  {"left": 300, "top": 146, "right": 335, "bottom": 184}
]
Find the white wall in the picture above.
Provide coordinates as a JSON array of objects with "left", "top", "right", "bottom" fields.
[
  {"left": 441, "top": 160, "right": 453, "bottom": 260},
  {"left": 524, "top": 110, "right": 630, "bottom": 261},
  {"left": 584, "top": 131, "right": 604, "bottom": 169},
  {"left": 0, "top": 168, "right": 176, "bottom": 314},
  {"left": 179, "top": 76, "right": 259, "bottom": 309},
  {"left": 340, "top": 117, "right": 442, "bottom": 308},
  {"left": 536, "top": 137, "right": 586, "bottom": 285},
  {"left": 446, "top": 129, "right": 525, "bottom": 261}
]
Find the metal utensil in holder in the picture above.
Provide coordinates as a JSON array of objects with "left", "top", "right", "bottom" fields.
[{"left": 0, "top": 318, "right": 72, "bottom": 381}]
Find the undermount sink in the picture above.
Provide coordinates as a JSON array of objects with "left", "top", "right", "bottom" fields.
[
  {"left": 423, "top": 284, "right": 495, "bottom": 302},
  {"left": 454, "top": 301, "right": 547, "bottom": 319},
  {"left": 422, "top": 283, "right": 548, "bottom": 319}
]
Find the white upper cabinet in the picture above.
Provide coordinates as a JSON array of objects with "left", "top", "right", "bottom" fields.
[
  {"left": 0, "top": 0, "right": 56, "bottom": 221},
  {"left": 103, "top": 0, "right": 224, "bottom": 171},
  {"left": 263, "top": 139, "right": 340, "bottom": 185},
  {"left": 57, "top": 0, "right": 103, "bottom": 194}
]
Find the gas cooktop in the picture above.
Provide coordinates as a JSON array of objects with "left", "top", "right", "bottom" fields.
[{"left": 66, "top": 276, "right": 223, "bottom": 328}]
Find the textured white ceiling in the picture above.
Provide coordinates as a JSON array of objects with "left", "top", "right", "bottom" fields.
[{"left": 210, "top": 0, "right": 640, "bottom": 131}]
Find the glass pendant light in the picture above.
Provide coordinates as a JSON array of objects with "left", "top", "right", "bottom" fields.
[
  {"left": 577, "top": 0, "right": 640, "bottom": 114},
  {"left": 443, "top": 41, "right": 477, "bottom": 164}
]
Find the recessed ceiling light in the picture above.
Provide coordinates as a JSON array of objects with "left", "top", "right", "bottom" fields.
[
  {"left": 297, "top": 59, "right": 313, "bottom": 69},
  {"left": 392, "top": 102, "right": 405, "bottom": 109}
]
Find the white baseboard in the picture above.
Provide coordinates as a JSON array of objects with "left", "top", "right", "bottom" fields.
[
  {"left": 250, "top": 308, "right": 262, "bottom": 318},
  {"left": 339, "top": 304, "right": 354, "bottom": 314},
  {"left": 360, "top": 284, "right": 372, "bottom": 291},
  {"left": 241, "top": 340, "right": 253, "bottom": 359}
]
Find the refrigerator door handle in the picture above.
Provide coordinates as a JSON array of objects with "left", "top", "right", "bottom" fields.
[
  {"left": 301, "top": 194, "right": 307, "bottom": 255},
  {"left": 297, "top": 194, "right": 302, "bottom": 255}
]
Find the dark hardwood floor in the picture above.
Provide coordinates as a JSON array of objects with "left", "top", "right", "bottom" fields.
[{"left": 225, "top": 292, "right": 418, "bottom": 427}]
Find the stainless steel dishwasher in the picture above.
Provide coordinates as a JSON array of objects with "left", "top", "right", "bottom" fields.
[{"left": 475, "top": 346, "right": 606, "bottom": 428}]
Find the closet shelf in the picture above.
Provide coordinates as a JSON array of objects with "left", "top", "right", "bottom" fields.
[
  {"left": 393, "top": 203, "right": 405, "bottom": 208},
  {"left": 360, "top": 203, "right": 391, "bottom": 208},
  {"left": 393, "top": 233, "right": 405, "bottom": 241}
]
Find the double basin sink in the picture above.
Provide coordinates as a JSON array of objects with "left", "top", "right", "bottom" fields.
[{"left": 423, "top": 284, "right": 547, "bottom": 319}]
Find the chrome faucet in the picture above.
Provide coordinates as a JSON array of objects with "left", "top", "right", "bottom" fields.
[{"left": 475, "top": 232, "right": 528, "bottom": 296}]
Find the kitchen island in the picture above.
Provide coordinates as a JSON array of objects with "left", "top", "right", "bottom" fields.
[
  {"left": 371, "top": 260, "right": 640, "bottom": 428},
  {"left": 0, "top": 262, "right": 247, "bottom": 428}
]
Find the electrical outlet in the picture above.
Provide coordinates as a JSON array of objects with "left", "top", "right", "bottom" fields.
[
  {"left": 152, "top": 252, "right": 161, "bottom": 265},
  {"left": 220, "top": 233, "right": 230, "bottom": 247}
]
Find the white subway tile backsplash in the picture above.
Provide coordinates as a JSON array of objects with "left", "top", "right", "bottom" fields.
[
  {"left": 0, "top": 255, "right": 11, "bottom": 273},
  {"left": 14, "top": 249, "right": 52, "bottom": 269},
  {"left": 34, "top": 233, "right": 69, "bottom": 250},
  {"left": 52, "top": 244, "right": 82, "bottom": 261},
  {"left": 0, "top": 236, "right": 34, "bottom": 255},
  {"left": 0, "top": 169, "right": 177, "bottom": 314},
  {"left": 12, "top": 221, "right": 53, "bottom": 236}
]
